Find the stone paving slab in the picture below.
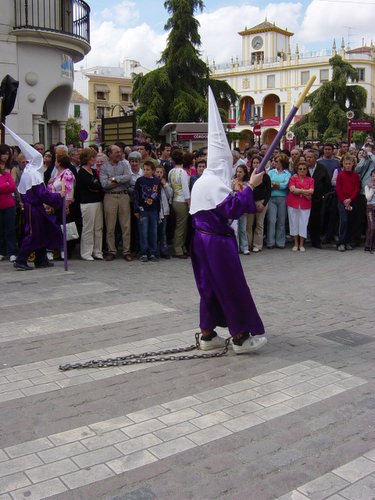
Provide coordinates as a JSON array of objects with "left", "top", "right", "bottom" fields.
[
  {"left": 0, "top": 301, "right": 175, "bottom": 343},
  {"left": 0, "top": 248, "right": 374, "bottom": 499},
  {"left": 0, "top": 362, "right": 366, "bottom": 498},
  {"left": 0, "top": 282, "right": 118, "bottom": 307},
  {"left": 0, "top": 329, "right": 197, "bottom": 404},
  {"left": 277, "top": 448, "right": 375, "bottom": 500}
]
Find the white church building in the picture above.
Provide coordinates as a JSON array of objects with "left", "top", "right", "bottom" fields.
[{"left": 211, "top": 21, "right": 375, "bottom": 147}]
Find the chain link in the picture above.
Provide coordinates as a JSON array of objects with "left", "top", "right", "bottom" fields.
[{"left": 59, "top": 333, "right": 231, "bottom": 371}]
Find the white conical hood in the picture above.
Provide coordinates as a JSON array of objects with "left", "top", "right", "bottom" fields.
[
  {"left": 3, "top": 124, "right": 44, "bottom": 194},
  {"left": 190, "top": 87, "right": 232, "bottom": 215},
  {"left": 206, "top": 86, "right": 233, "bottom": 188}
]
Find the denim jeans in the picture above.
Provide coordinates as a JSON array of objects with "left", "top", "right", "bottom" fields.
[
  {"left": 0, "top": 206, "right": 17, "bottom": 257},
  {"left": 237, "top": 214, "right": 249, "bottom": 252},
  {"left": 337, "top": 201, "right": 355, "bottom": 245},
  {"left": 158, "top": 217, "right": 170, "bottom": 256},
  {"left": 138, "top": 209, "right": 158, "bottom": 256},
  {"left": 267, "top": 196, "right": 287, "bottom": 247}
]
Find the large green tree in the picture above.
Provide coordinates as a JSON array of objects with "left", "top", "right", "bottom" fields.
[
  {"left": 291, "top": 55, "right": 367, "bottom": 143},
  {"left": 132, "top": 0, "right": 237, "bottom": 139},
  {"left": 65, "top": 117, "right": 81, "bottom": 146}
]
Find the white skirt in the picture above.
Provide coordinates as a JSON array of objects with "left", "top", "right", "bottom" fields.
[{"left": 287, "top": 206, "right": 310, "bottom": 238}]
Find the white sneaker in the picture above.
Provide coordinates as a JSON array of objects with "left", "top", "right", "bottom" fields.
[
  {"left": 243, "top": 249, "right": 250, "bottom": 255},
  {"left": 60, "top": 251, "right": 64, "bottom": 260},
  {"left": 9, "top": 255, "right": 17, "bottom": 262},
  {"left": 252, "top": 247, "right": 260, "bottom": 253},
  {"left": 199, "top": 333, "right": 227, "bottom": 351},
  {"left": 0, "top": 255, "right": 4, "bottom": 261},
  {"left": 232, "top": 335, "right": 267, "bottom": 354},
  {"left": 47, "top": 252, "right": 54, "bottom": 261}
]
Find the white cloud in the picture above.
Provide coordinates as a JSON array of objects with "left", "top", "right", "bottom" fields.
[
  {"left": 82, "top": 0, "right": 375, "bottom": 71},
  {"left": 85, "top": 19, "right": 167, "bottom": 69},
  {"left": 298, "top": 0, "right": 375, "bottom": 49},
  {"left": 99, "top": 1, "right": 139, "bottom": 25},
  {"left": 197, "top": 3, "right": 303, "bottom": 64}
]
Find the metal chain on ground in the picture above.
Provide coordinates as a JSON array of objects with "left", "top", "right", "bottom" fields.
[{"left": 59, "top": 333, "right": 231, "bottom": 371}]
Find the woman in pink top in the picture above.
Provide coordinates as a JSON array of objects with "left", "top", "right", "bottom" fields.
[
  {"left": 47, "top": 151, "right": 75, "bottom": 204},
  {"left": 286, "top": 159, "right": 314, "bottom": 252},
  {"left": 0, "top": 147, "right": 17, "bottom": 261},
  {"left": 47, "top": 151, "right": 75, "bottom": 258}
]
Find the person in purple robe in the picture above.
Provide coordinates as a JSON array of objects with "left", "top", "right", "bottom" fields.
[
  {"left": 190, "top": 88, "right": 267, "bottom": 354},
  {"left": 4, "top": 126, "right": 64, "bottom": 270}
]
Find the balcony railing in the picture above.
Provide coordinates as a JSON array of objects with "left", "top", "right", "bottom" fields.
[{"left": 13, "top": 0, "right": 90, "bottom": 44}]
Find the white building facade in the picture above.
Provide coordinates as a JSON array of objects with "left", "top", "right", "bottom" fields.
[
  {"left": 0, "top": 0, "right": 91, "bottom": 146},
  {"left": 68, "top": 90, "right": 89, "bottom": 137},
  {"left": 211, "top": 21, "right": 375, "bottom": 147}
]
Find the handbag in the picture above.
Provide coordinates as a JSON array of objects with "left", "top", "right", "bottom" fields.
[{"left": 61, "top": 222, "right": 79, "bottom": 241}]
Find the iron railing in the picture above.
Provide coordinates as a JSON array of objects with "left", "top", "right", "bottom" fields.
[{"left": 13, "top": 0, "right": 90, "bottom": 44}]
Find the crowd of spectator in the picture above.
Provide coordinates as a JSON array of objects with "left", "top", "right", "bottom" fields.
[{"left": 1, "top": 136, "right": 375, "bottom": 267}]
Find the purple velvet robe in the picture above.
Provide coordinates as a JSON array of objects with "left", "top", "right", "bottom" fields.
[
  {"left": 191, "top": 186, "right": 265, "bottom": 336},
  {"left": 20, "top": 183, "right": 63, "bottom": 254}
]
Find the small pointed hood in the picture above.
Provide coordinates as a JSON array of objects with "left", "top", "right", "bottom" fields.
[
  {"left": 3, "top": 124, "right": 44, "bottom": 194},
  {"left": 190, "top": 87, "right": 232, "bottom": 215}
]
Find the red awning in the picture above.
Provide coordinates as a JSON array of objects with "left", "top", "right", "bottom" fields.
[
  {"left": 262, "top": 117, "right": 280, "bottom": 127},
  {"left": 178, "top": 133, "right": 208, "bottom": 140}
]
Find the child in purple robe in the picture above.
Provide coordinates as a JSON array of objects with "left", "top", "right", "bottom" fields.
[
  {"left": 4, "top": 125, "right": 64, "bottom": 270},
  {"left": 190, "top": 88, "right": 267, "bottom": 354}
]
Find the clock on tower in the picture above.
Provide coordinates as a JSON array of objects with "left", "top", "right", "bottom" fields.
[{"left": 252, "top": 36, "right": 263, "bottom": 50}]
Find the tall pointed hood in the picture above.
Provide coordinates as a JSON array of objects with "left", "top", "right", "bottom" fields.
[
  {"left": 3, "top": 124, "right": 44, "bottom": 194},
  {"left": 205, "top": 86, "right": 233, "bottom": 188},
  {"left": 189, "top": 87, "right": 232, "bottom": 215}
]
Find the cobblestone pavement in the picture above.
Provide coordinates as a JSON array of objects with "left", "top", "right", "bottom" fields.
[{"left": 0, "top": 245, "right": 374, "bottom": 500}]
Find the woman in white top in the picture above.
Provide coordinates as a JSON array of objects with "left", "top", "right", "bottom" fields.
[{"left": 168, "top": 149, "right": 190, "bottom": 258}]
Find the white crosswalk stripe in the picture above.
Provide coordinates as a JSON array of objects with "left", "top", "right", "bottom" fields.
[
  {"left": 0, "top": 300, "right": 175, "bottom": 343},
  {"left": 0, "top": 282, "right": 118, "bottom": 307},
  {"left": 0, "top": 330, "right": 196, "bottom": 403},
  {"left": 0, "top": 361, "right": 366, "bottom": 498},
  {"left": 277, "top": 449, "right": 375, "bottom": 499}
]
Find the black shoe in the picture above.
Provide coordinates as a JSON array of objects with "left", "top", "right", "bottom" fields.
[
  {"left": 35, "top": 261, "right": 54, "bottom": 268},
  {"left": 14, "top": 262, "right": 33, "bottom": 271},
  {"left": 232, "top": 333, "right": 250, "bottom": 346},
  {"left": 312, "top": 243, "right": 322, "bottom": 249}
]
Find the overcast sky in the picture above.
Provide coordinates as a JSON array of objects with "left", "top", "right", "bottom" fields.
[{"left": 81, "top": 0, "right": 375, "bottom": 70}]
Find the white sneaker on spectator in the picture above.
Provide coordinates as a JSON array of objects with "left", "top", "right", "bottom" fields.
[
  {"left": 60, "top": 251, "right": 64, "bottom": 260},
  {"left": 0, "top": 255, "right": 4, "bottom": 261},
  {"left": 199, "top": 332, "right": 227, "bottom": 351},
  {"left": 243, "top": 249, "right": 250, "bottom": 255},
  {"left": 252, "top": 247, "right": 260, "bottom": 253},
  {"left": 9, "top": 255, "right": 17, "bottom": 262},
  {"left": 232, "top": 335, "right": 267, "bottom": 354},
  {"left": 47, "top": 252, "right": 54, "bottom": 261}
]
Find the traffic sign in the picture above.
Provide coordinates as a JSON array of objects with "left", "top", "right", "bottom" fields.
[
  {"left": 253, "top": 124, "right": 261, "bottom": 136},
  {"left": 79, "top": 129, "right": 88, "bottom": 142}
]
